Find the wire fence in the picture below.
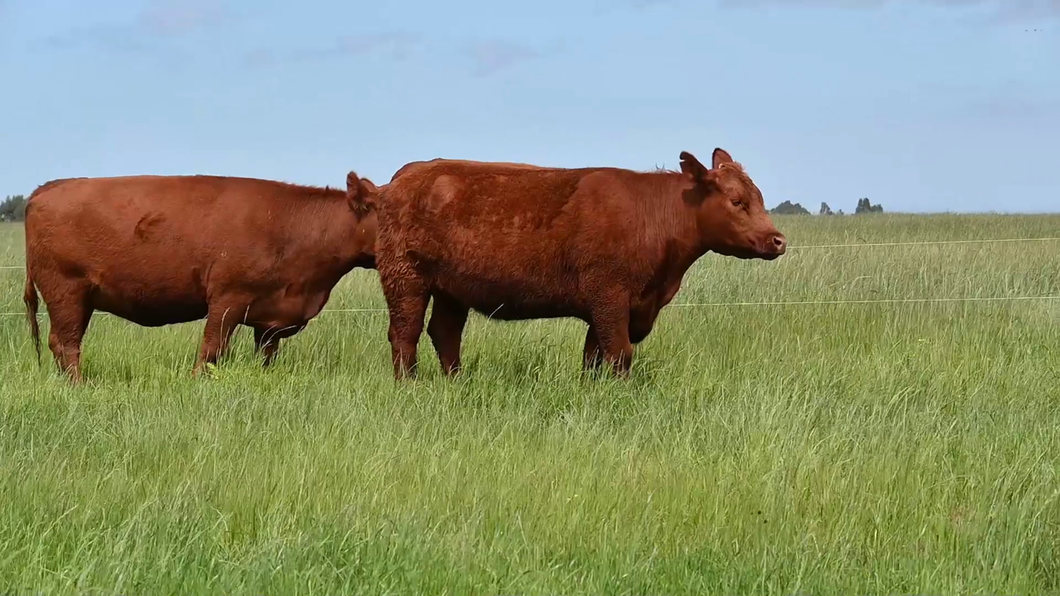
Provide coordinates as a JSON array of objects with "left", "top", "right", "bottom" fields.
[{"left": 0, "top": 236, "right": 1057, "bottom": 317}]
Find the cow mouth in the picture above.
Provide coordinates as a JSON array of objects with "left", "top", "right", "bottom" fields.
[
  {"left": 733, "top": 250, "right": 781, "bottom": 261},
  {"left": 723, "top": 244, "right": 785, "bottom": 260},
  {"left": 711, "top": 236, "right": 786, "bottom": 260}
]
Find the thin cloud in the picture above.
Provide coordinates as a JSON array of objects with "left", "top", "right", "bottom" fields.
[
  {"left": 944, "top": 82, "right": 1060, "bottom": 120},
  {"left": 968, "top": 94, "right": 1060, "bottom": 119},
  {"left": 464, "top": 39, "right": 543, "bottom": 76},
  {"left": 138, "top": 0, "right": 231, "bottom": 36},
  {"left": 910, "top": 80, "right": 1060, "bottom": 123},
  {"left": 991, "top": 0, "right": 1060, "bottom": 21},
  {"left": 0, "top": 0, "right": 10, "bottom": 37},
  {"left": 243, "top": 33, "right": 421, "bottom": 68},
  {"left": 43, "top": 0, "right": 235, "bottom": 53},
  {"left": 718, "top": 0, "right": 1060, "bottom": 20},
  {"left": 629, "top": 0, "right": 680, "bottom": 8},
  {"left": 589, "top": 0, "right": 680, "bottom": 17},
  {"left": 44, "top": 23, "right": 151, "bottom": 54}
]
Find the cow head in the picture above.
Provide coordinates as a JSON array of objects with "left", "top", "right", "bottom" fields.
[
  {"left": 679, "top": 148, "right": 786, "bottom": 260},
  {"left": 346, "top": 170, "right": 379, "bottom": 268}
]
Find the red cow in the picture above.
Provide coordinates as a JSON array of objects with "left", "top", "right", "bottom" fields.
[
  {"left": 23, "top": 172, "right": 378, "bottom": 382},
  {"left": 370, "top": 148, "right": 786, "bottom": 379}
]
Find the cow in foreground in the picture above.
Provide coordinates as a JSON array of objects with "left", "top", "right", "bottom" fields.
[
  {"left": 370, "top": 148, "right": 786, "bottom": 379},
  {"left": 23, "top": 172, "right": 378, "bottom": 383}
]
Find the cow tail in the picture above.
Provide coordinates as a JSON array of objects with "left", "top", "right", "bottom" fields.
[{"left": 24, "top": 267, "right": 41, "bottom": 365}]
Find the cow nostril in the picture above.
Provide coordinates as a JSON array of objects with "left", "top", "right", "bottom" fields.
[{"left": 772, "top": 235, "right": 787, "bottom": 251}]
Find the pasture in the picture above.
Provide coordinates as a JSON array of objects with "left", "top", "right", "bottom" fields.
[{"left": 1, "top": 214, "right": 1058, "bottom": 594}]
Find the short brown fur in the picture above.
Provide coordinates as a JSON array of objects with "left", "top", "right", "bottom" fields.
[
  {"left": 23, "top": 172, "right": 378, "bottom": 382},
  {"left": 369, "top": 148, "right": 786, "bottom": 379}
]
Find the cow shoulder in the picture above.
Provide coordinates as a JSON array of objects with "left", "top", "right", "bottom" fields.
[
  {"left": 572, "top": 168, "right": 641, "bottom": 208},
  {"left": 566, "top": 168, "right": 655, "bottom": 242},
  {"left": 390, "top": 160, "right": 437, "bottom": 182}
]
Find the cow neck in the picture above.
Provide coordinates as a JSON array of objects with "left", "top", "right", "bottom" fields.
[
  {"left": 660, "top": 174, "right": 712, "bottom": 267},
  {"left": 622, "top": 175, "right": 703, "bottom": 302},
  {"left": 314, "top": 199, "right": 365, "bottom": 263}
]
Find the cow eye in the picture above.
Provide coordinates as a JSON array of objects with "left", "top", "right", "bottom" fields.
[{"left": 731, "top": 199, "right": 743, "bottom": 207}]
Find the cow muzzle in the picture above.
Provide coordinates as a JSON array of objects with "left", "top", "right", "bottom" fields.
[{"left": 757, "top": 232, "right": 787, "bottom": 260}]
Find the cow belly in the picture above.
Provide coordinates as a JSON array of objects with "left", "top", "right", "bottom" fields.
[
  {"left": 245, "top": 289, "right": 331, "bottom": 331},
  {"left": 93, "top": 293, "right": 208, "bottom": 327},
  {"left": 392, "top": 231, "right": 589, "bottom": 320},
  {"left": 471, "top": 301, "right": 578, "bottom": 321},
  {"left": 84, "top": 265, "right": 208, "bottom": 326},
  {"left": 433, "top": 272, "right": 583, "bottom": 322}
]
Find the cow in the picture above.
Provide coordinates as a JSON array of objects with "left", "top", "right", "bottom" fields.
[
  {"left": 369, "top": 148, "right": 786, "bottom": 379},
  {"left": 22, "top": 171, "right": 379, "bottom": 383}
]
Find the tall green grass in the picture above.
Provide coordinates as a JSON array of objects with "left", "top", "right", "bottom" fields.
[{"left": 1, "top": 215, "right": 1058, "bottom": 594}]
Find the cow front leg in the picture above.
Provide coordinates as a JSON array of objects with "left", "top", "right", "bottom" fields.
[
  {"left": 194, "top": 303, "right": 242, "bottom": 375},
  {"left": 588, "top": 297, "right": 634, "bottom": 378}
]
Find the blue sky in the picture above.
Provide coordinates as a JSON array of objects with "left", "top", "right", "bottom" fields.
[{"left": 0, "top": 0, "right": 1057, "bottom": 213}]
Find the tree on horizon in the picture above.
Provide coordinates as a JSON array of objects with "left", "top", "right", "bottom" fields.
[{"left": 0, "top": 195, "right": 27, "bottom": 222}]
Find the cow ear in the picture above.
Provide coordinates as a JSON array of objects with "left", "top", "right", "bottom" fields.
[
  {"left": 679, "top": 151, "right": 707, "bottom": 179},
  {"left": 346, "top": 171, "right": 361, "bottom": 198},
  {"left": 680, "top": 150, "right": 718, "bottom": 189},
  {"left": 712, "top": 148, "right": 734, "bottom": 169},
  {"left": 360, "top": 177, "right": 378, "bottom": 195},
  {"left": 346, "top": 171, "right": 376, "bottom": 213},
  {"left": 679, "top": 151, "right": 717, "bottom": 206}
]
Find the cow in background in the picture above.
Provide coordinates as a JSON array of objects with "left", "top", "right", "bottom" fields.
[{"left": 23, "top": 171, "right": 378, "bottom": 383}]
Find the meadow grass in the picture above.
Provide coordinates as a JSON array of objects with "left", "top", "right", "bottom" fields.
[{"left": 0, "top": 214, "right": 1059, "bottom": 594}]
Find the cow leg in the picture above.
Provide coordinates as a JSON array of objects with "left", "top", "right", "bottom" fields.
[
  {"left": 193, "top": 303, "right": 242, "bottom": 375},
  {"left": 45, "top": 291, "right": 93, "bottom": 384},
  {"left": 382, "top": 275, "right": 429, "bottom": 380},
  {"left": 427, "top": 293, "right": 469, "bottom": 376},
  {"left": 253, "top": 326, "right": 281, "bottom": 367},
  {"left": 629, "top": 311, "right": 658, "bottom": 345},
  {"left": 582, "top": 325, "right": 603, "bottom": 371},
  {"left": 588, "top": 298, "right": 634, "bottom": 377}
]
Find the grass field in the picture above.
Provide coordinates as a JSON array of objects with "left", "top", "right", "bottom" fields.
[{"left": 1, "top": 214, "right": 1059, "bottom": 594}]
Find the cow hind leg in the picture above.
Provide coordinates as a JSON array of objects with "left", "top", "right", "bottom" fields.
[
  {"left": 44, "top": 290, "right": 93, "bottom": 384},
  {"left": 588, "top": 296, "right": 634, "bottom": 378},
  {"left": 194, "top": 303, "right": 243, "bottom": 375},
  {"left": 427, "top": 293, "right": 469, "bottom": 376},
  {"left": 381, "top": 272, "right": 429, "bottom": 380},
  {"left": 582, "top": 325, "right": 603, "bottom": 371},
  {"left": 253, "top": 326, "right": 281, "bottom": 367}
]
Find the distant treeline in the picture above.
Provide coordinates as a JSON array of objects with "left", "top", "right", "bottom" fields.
[
  {"left": 1, "top": 195, "right": 27, "bottom": 222},
  {"left": 771, "top": 198, "right": 884, "bottom": 216}
]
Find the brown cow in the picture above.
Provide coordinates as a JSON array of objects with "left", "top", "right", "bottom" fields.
[
  {"left": 370, "top": 148, "right": 786, "bottom": 379},
  {"left": 23, "top": 172, "right": 378, "bottom": 383}
]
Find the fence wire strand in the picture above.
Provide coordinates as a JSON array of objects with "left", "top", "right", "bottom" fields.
[{"left": 788, "top": 236, "right": 1060, "bottom": 249}]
